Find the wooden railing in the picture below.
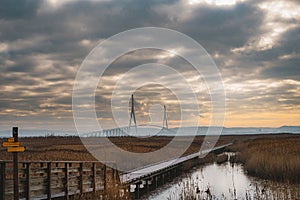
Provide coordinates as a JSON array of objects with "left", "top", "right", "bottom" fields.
[
  {"left": 0, "top": 160, "right": 119, "bottom": 200},
  {"left": 0, "top": 144, "right": 233, "bottom": 199}
]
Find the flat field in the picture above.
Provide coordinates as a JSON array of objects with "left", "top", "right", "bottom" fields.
[{"left": 1, "top": 133, "right": 299, "bottom": 180}]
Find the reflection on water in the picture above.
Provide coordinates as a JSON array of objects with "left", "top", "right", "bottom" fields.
[{"left": 145, "top": 161, "right": 300, "bottom": 200}]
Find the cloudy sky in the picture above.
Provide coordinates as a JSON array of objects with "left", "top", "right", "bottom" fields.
[{"left": 0, "top": 0, "right": 299, "bottom": 131}]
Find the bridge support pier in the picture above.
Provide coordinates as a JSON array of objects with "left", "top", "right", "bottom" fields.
[
  {"left": 145, "top": 179, "right": 149, "bottom": 195},
  {"left": 135, "top": 182, "right": 140, "bottom": 199}
]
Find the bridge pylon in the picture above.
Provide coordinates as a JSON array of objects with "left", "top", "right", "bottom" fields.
[
  {"left": 129, "top": 94, "right": 137, "bottom": 134},
  {"left": 163, "top": 105, "right": 168, "bottom": 129}
]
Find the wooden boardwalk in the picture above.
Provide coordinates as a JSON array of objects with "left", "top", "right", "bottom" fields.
[
  {"left": 0, "top": 143, "right": 231, "bottom": 199},
  {"left": 120, "top": 143, "right": 232, "bottom": 198},
  {"left": 121, "top": 143, "right": 232, "bottom": 183}
]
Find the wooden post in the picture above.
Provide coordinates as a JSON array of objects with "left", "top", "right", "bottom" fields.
[
  {"left": 0, "top": 161, "right": 5, "bottom": 200},
  {"left": 13, "top": 127, "right": 19, "bottom": 200},
  {"left": 25, "top": 163, "right": 31, "bottom": 199},
  {"left": 112, "top": 168, "right": 116, "bottom": 187},
  {"left": 64, "top": 163, "right": 69, "bottom": 200},
  {"left": 47, "top": 162, "right": 51, "bottom": 200},
  {"left": 136, "top": 183, "right": 140, "bottom": 199},
  {"left": 92, "top": 163, "right": 96, "bottom": 193},
  {"left": 79, "top": 163, "right": 84, "bottom": 196},
  {"left": 103, "top": 165, "right": 107, "bottom": 193},
  {"left": 146, "top": 179, "right": 149, "bottom": 195},
  {"left": 114, "top": 167, "right": 119, "bottom": 198}
]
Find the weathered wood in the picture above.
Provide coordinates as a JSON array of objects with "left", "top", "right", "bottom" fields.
[
  {"left": 146, "top": 179, "right": 149, "bottom": 195},
  {"left": 25, "top": 163, "right": 30, "bottom": 199},
  {"left": 92, "top": 163, "right": 96, "bottom": 193},
  {"left": 103, "top": 165, "right": 107, "bottom": 192},
  {"left": 0, "top": 162, "right": 5, "bottom": 200},
  {"left": 47, "top": 162, "right": 51, "bottom": 200},
  {"left": 12, "top": 127, "right": 19, "bottom": 200},
  {"left": 79, "top": 163, "right": 83, "bottom": 196},
  {"left": 64, "top": 163, "right": 69, "bottom": 200},
  {"left": 136, "top": 182, "right": 140, "bottom": 199},
  {"left": 51, "top": 168, "right": 65, "bottom": 173},
  {"left": 30, "top": 168, "right": 48, "bottom": 175},
  {"left": 0, "top": 160, "right": 118, "bottom": 199}
]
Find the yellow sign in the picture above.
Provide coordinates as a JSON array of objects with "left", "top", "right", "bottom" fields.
[
  {"left": 8, "top": 137, "right": 15, "bottom": 142},
  {"left": 7, "top": 146, "right": 25, "bottom": 152},
  {"left": 2, "top": 142, "right": 20, "bottom": 147}
]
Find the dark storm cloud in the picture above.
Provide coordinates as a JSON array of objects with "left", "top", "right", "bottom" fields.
[
  {"left": 1, "top": 56, "right": 36, "bottom": 73},
  {"left": 0, "top": 73, "right": 41, "bottom": 91},
  {"left": 0, "top": 0, "right": 172, "bottom": 42},
  {"left": 0, "top": 0, "right": 40, "bottom": 19},
  {"left": 280, "top": 27, "right": 300, "bottom": 52},
  {"left": 225, "top": 25, "right": 300, "bottom": 82},
  {"left": 262, "top": 59, "right": 300, "bottom": 80},
  {"left": 174, "top": 3, "right": 264, "bottom": 52}
]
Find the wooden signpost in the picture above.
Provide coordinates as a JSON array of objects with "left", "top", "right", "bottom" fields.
[
  {"left": 1, "top": 127, "right": 26, "bottom": 200},
  {"left": 2, "top": 142, "right": 20, "bottom": 147},
  {"left": 7, "top": 146, "right": 26, "bottom": 153}
]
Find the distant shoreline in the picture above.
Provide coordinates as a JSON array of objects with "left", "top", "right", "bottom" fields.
[{"left": 1, "top": 126, "right": 300, "bottom": 138}]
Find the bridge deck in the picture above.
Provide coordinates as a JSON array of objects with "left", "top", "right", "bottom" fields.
[{"left": 121, "top": 143, "right": 232, "bottom": 183}]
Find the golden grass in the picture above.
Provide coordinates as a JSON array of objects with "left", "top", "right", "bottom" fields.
[
  {"left": 3, "top": 134, "right": 298, "bottom": 180},
  {"left": 227, "top": 135, "right": 300, "bottom": 183},
  {"left": 0, "top": 135, "right": 232, "bottom": 170}
]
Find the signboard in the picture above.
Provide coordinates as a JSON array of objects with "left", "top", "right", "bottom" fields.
[
  {"left": 1, "top": 127, "right": 25, "bottom": 153},
  {"left": 2, "top": 127, "right": 24, "bottom": 200},
  {"left": 7, "top": 146, "right": 25, "bottom": 153},
  {"left": 2, "top": 142, "right": 20, "bottom": 147}
]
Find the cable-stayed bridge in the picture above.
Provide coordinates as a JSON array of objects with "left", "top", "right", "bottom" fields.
[
  {"left": 81, "top": 94, "right": 173, "bottom": 137},
  {"left": 81, "top": 125, "right": 175, "bottom": 137}
]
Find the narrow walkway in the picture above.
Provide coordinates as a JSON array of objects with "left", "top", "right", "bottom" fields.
[{"left": 121, "top": 143, "right": 232, "bottom": 183}]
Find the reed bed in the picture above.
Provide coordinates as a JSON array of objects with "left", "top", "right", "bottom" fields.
[
  {"left": 168, "top": 165, "right": 300, "bottom": 200},
  {"left": 0, "top": 135, "right": 233, "bottom": 170},
  {"left": 227, "top": 136, "right": 300, "bottom": 184}
]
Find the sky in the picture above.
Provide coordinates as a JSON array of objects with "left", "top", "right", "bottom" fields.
[{"left": 0, "top": 0, "right": 300, "bottom": 131}]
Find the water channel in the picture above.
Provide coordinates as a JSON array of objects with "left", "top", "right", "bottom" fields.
[{"left": 143, "top": 157, "right": 300, "bottom": 200}]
